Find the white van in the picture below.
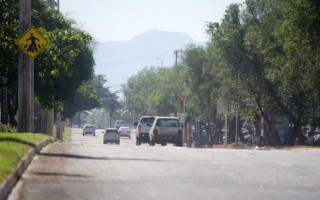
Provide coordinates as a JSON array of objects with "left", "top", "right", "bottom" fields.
[{"left": 134, "top": 116, "right": 155, "bottom": 145}]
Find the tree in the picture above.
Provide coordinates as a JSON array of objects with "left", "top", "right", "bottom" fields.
[
  {"left": 0, "top": 0, "right": 19, "bottom": 125},
  {"left": 64, "top": 74, "right": 120, "bottom": 120},
  {"left": 63, "top": 85, "right": 102, "bottom": 118},
  {"left": 0, "top": 0, "right": 97, "bottom": 128}
]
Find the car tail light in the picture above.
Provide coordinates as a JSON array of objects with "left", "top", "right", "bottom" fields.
[
  {"left": 178, "top": 130, "right": 182, "bottom": 135},
  {"left": 138, "top": 124, "right": 141, "bottom": 133},
  {"left": 153, "top": 129, "right": 158, "bottom": 135}
]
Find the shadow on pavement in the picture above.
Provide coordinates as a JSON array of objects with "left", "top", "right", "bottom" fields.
[
  {"left": 30, "top": 171, "right": 93, "bottom": 178},
  {"left": 38, "top": 152, "right": 169, "bottom": 162},
  {"left": 0, "top": 137, "right": 35, "bottom": 147}
]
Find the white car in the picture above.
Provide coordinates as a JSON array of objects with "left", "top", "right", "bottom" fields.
[
  {"left": 83, "top": 125, "right": 95, "bottom": 136},
  {"left": 118, "top": 127, "right": 131, "bottom": 138},
  {"left": 103, "top": 128, "right": 120, "bottom": 144}
]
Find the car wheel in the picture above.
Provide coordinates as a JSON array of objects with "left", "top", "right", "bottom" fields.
[
  {"left": 136, "top": 140, "right": 141, "bottom": 145},
  {"left": 117, "top": 141, "right": 120, "bottom": 145},
  {"left": 161, "top": 143, "right": 166, "bottom": 146},
  {"left": 103, "top": 140, "right": 106, "bottom": 144},
  {"left": 149, "top": 140, "right": 155, "bottom": 146}
]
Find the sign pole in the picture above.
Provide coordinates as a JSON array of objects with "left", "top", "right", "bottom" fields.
[
  {"left": 234, "top": 103, "right": 240, "bottom": 146},
  {"left": 224, "top": 114, "right": 228, "bottom": 148},
  {"left": 235, "top": 112, "right": 238, "bottom": 146},
  {"left": 18, "top": 0, "right": 32, "bottom": 132}
]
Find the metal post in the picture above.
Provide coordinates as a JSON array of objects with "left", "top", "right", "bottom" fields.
[
  {"left": 103, "top": 112, "right": 105, "bottom": 129},
  {"left": 235, "top": 112, "right": 238, "bottom": 146},
  {"left": 31, "top": 60, "right": 34, "bottom": 132},
  {"left": 224, "top": 114, "right": 228, "bottom": 148}
]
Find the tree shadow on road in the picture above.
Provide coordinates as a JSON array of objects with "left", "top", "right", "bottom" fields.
[
  {"left": 30, "top": 171, "right": 93, "bottom": 178},
  {"left": 38, "top": 152, "right": 169, "bottom": 162},
  {"left": 0, "top": 137, "right": 35, "bottom": 147}
]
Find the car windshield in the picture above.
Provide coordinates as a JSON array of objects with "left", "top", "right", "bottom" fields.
[
  {"left": 84, "top": 126, "right": 94, "bottom": 128},
  {"left": 106, "top": 130, "right": 118, "bottom": 134},
  {"left": 140, "top": 117, "right": 155, "bottom": 124},
  {"left": 156, "top": 119, "right": 179, "bottom": 127},
  {"left": 119, "top": 127, "right": 129, "bottom": 131}
]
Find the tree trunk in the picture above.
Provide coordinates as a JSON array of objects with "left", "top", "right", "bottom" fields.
[
  {"left": 291, "top": 118, "right": 302, "bottom": 145},
  {"left": 8, "top": 93, "right": 18, "bottom": 127},
  {"left": 270, "top": 106, "right": 276, "bottom": 146},
  {"left": 1, "top": 76, "right": 8, "bottom": 124},
  {"left": 46, "top": 109, "right": 54, "bottom": 136}
]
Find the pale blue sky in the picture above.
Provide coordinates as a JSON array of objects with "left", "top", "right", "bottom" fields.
[{"left": 60, "top": 0, "right": 244, "bottom": 42}]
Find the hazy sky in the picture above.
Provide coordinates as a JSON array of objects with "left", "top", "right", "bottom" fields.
[{"left": 60, "top": 0, "right": 244, "bottom": 42}]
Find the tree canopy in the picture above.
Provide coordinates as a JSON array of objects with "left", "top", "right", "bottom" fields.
[{"left": 122, "top": 0, "right": 320, "bottom": 145}]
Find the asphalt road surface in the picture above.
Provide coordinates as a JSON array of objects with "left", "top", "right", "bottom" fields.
[{"left": 8, "top": 128, "right": 320, "bottom": 200}]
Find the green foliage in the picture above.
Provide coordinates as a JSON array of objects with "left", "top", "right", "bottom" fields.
[
  {"left": 63, "top": 85, "right": 102, "bottom": 118},
  {"left": 122, "top": 0, "right": 320, "bottom": 145},
  {"left": 0, "top": 123, "right": 17, "bottom": 133},
  {"left": 124, "top": 66, "right": 184, "bottom": 116},
  {"left": 62, "top": 126, "right": 68, "bottom": 142},
  {"left": 0, "top": 0, "right": 96, "bottom": 126},
  {"left": 63, "top": 74, "right": 120, "bottom": 119}
]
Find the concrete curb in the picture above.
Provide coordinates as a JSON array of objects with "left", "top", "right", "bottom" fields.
[{"left": 0, "top": 137, "right": 59, "bottom": 200}]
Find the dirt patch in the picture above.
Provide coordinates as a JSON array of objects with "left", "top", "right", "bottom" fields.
[{"left": 212, "top": 142, "right": 320, "bottom": 150}]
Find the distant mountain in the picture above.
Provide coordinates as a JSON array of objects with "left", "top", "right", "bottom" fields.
[{"left": 94, "top": 30, "right": 202, "bottom": 93}]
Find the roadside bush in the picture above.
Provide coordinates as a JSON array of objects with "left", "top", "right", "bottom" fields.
[{"left": 0, "top": 123, "right": 17, "bottom": 133}]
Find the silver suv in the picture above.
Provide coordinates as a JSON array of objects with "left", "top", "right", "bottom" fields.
[
  {"left": 134, "top": 116, "right": 155, "bottom": 145},
  {"left": 149, "top": 117, "right": 182, "bottom": 146}
]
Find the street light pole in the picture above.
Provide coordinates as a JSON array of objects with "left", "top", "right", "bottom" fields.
[{"left": 157, "top": 58, "right": 163, "bottom": 67}]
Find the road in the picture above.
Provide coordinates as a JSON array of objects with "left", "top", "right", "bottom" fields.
[{"left": 8, "top": 128, "right": 320, "bottom": 200}]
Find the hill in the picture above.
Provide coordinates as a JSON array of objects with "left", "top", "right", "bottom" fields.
[{"left": 94, "top": 30, "right": 202, "bottom": 93}]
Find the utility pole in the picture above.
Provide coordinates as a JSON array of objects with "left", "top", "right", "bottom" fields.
[
  {"left": 18, "top": 0, "right": 32, "bottom": 132},
  {"left": 50, "top": 0, "right": 55, "bottom": 8},
  {"left": 174, "top": 50, "right": 179, "bottom": 66},
  {"left": 47, "top": 0, "right": 56, "bottom": 137}
]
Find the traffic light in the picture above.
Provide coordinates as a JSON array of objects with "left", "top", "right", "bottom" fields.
[
  {"left": 61, "top": 111, "right": 66, "bottom": 121},
  {"left": 180, "top": 97, "right": 184, "bottom": 111}
]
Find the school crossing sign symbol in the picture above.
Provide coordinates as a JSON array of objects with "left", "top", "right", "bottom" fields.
[{"left": 16, "top": 26, "right": 49, "bottom": 59}]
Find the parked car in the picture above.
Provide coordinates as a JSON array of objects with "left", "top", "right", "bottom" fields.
[
  {"left": 306, "top": 130, "right": 320, "bottom": 146},
  {"left": 118, "top": 127, "right": 131, "bottom": 138},
  {"left": 134, "top": 116, "right": 155, "bottom": 145},
  {"left": 149, "top": 117, "right": 182, "bottom": 146},
  {"left": 103, "top": 128, "right": 120, "bottom": 144},
  {"left": 313, "top": 134, "right": 320, "bottom": 146},
  {"left": 83, "top": 125, "right": 95, "bottom": 136},
  {"left": 114, "top": 120, "right": 125, "bottom": 129}
]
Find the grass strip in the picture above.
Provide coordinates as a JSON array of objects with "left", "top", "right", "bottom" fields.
[
  {"left": 0, "top": 132, "right": 51, "bottom": 183},
  {"left": 62, "top": 127, "right": 69, "bottom": 142}
]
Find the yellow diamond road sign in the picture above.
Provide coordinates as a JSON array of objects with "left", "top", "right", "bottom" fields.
[{"left": 16, "top": 26, "right": 49, "bottom": 59}]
